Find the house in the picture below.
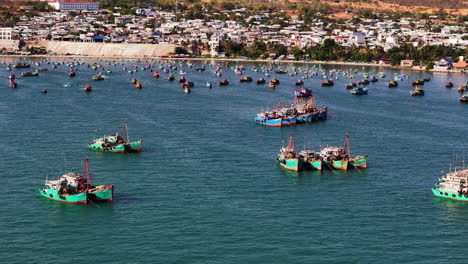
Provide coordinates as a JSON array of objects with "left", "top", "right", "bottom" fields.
[
  {"left": 349, "top": 32, "right": 365, "bottom": 46},
  {"left": 378, "top": 57, "right": 391, "bottom": 65},
  {"left": 433, "top": 57, "right": 453, "bottom": 71},
  {"left": 400, "top": 60, "right": 414, "bottom": 67},
  {"left": 453, "top": 57, "right": 467, "bottom": 72}
]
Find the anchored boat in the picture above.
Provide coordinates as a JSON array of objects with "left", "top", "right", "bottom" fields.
[
  {"left": 433, "top": 169, "right": 468, "bottom": 202},
  {"left": 277, "top": 134, "right": 303, "bottom": 171},
  {"left": 88, "top": 121, "right": 143, "bottom": 153},
  {"left": 39, "top": 157, "right": 113, "bottom": 204}
]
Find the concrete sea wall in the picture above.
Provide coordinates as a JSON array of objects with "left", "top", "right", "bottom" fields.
[{"left": 33, "top": 41, "right": 176, "bottom": 58}]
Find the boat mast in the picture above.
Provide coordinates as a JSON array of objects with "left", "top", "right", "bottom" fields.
[
  {"left": 124, "top": 121, "right": 129, "bottom": 142},
  {"left": 343, "top": 133, "right": 351, "bottom": 157},
  {"left": 287, "top": 134, "right": 296, "bottom": 152},
  {"left": 82, "top": 156, "right": 92, "bottom": 186}
]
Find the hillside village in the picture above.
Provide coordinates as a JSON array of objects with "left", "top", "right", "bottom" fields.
[{"left": 0, "top": 0, "right": 467, "bottom": 71}]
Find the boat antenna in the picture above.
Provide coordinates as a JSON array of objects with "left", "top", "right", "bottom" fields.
[
  {"left": 343, "top": 132, "right": 351, "bottom": 157},
  {"left": 124, "top": 120, "right": 129, "bottom": 142},
  {"left": 82, "top": 156, "right": 92, "bottom": 186}
]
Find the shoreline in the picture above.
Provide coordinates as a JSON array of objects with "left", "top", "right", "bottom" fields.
[{"left": 0, "top": 54, "right": 465, "bottom": 74}]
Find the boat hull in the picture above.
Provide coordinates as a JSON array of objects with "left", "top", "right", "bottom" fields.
[
  {"left": 350, "top": 156, "right": 367, "bottom": 168},
  {"left": 432, "top": 188, "right": 468, "bottom": 202},
  {"left": 39, "top": 189, "right": 88, "bottom": 204},
  {"left": 278, "top": 157, "right": 302, "bottom": 171},
  {"left": 304, "top": 159, "right": 322, "bottom": 171},
  {"left": 88, "top": 140, "right": 142, "bottom": 153},
  {"left": 88, "top": 185, "right": 114, "bottom": 202},
  {"left": 325, "top": 159, "right": 348, "bottom": 171}
]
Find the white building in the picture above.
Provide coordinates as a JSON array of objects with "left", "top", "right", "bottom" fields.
[
  {"left": 0, "top": 28, "right": 13, "bottom": 40},
  {"left": 48, "top": 1, "right": 99, "bottom": 11}
]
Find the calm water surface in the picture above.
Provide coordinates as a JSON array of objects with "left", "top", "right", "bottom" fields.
[{"left": 0, "top": 58, "right": 467, "bottom": 263}]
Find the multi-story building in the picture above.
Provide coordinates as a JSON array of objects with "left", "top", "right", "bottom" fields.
[
  {"left": 47, "top": 1, "right": 99, "bottom": 11},
  {"left": 0, "top": 28, "right": 13, "bottom": 40}
]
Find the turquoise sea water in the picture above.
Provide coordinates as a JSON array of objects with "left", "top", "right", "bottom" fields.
[{"left": 0, "top": 58, "right": 467, "bottom": 263}]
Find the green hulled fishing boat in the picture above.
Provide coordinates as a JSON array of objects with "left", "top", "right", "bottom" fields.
[
  {"left": 350, "top": 155, "right": 368, "bottom": 168},
  {"left": 88, "top": 121, "right": 143, "bottom": 153},
  {"left": 432, "top": 169, "right": 468, "bottom": 202},
  {"left": 299, "top": 149, "right": 323, "bottom": 170},
  {"left": 39, "top": 157, "right": 114, "bottom": 204},
  {"left": 319, "top": 133, "right": 367, "bottom": 171},
  {"left": 277, "top": 134, "right": 303, "bottom": 171}
]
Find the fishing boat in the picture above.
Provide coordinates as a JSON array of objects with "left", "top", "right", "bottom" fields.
[
  {"left": 294, "top": 80, "right": 304, "bottom": 86},
  {"left": 445, "top": 81, "right": 454, "bottom": 88},
  {"left": 239, "top": 76, "right": 252, "bottom": 82},
  {"left": 255, "top": 113, "right": 296, "bottom": 127},
  {"left": 84, "top": 84, "right": 92, "bottom": 92},
  {"left": 432, "top": 168, "right": 468, "bottom": 202},
  {"left": 345, "top": 83, "right": 356, "bottom": 89},
  {"left": 39, "top": 157, "right": 114, "bottom": 204},
  {"left": 299, "top": 149, "right": 323, "bottom": 171},
  {"left": 277, "top": 134, "right": 303, "bottom": 171},
  {"left": 423, "top": 77, "right": 431, "bottom": 82},
  {"left": 206, "top": 81, "right": 212, "bottom": 88},
  {"left": 411, "top": 80, "right": 424, "bottom": 86},
  {"left": 320, "top": 147, "right": 349, "bottom": 170},
  {"left": 168, "top": 74, "right": 175, "bottom": 81},
  {"left": 9, "top": 80, "right": 17, "bottom": 88},
  {"left": 275, "top": 69, "right": 287, "bottom": 74},
  {"left": 410, "top": 86, "right": 424, "bottom": 96},
  {"left": 351, "top": 87, "right": 368, "bottom": 95},
  {"left": 41, "top": 89, "right": 47, "bottom": 94},
  {"left": 68, "top": 71, "right": 76, "bottom": 77},
  {"left": 458, "top": 85, "right": 466, "bottom": 93},
  {"left": 13, "top": 62, "right": 30, "bottom": 68},
  {"left": 268, "top": 83, "right": 276, "bottom": 89},
  {"left": 135, "top": 82, "right": 142, "bottom": 89},
  {"left": 219, "top": 78, "right": 229, "bottom": 86},
  {"left": 387, "top": 80, "right": 398, "bottom": 87},
  {"left": 270, "top": 79, "right": 280, "bottom": 85},
  {"left": 153, "top": 72, "right": 159, "bottom": 78},
  {"left": 320, "top": 79, "right": 334, "bottom": 86},
  {"left": 92, "top": 73, "right": 104, "bottom": 81},
  {"left": 256, "top": 78, "right": 266, "bottom": 84},
  {"left": 21, "top": 70, "right": 39, "bottom": 77},
  {"left": 459, "top": 94, "right": 468, "bottom": 103},
  {"left": 88, "top": 121, "right": 143, "bottom": 153},
  {"left": 294, "top": 87, "right": 312, "bottom": 97},
  {"left": 319, "top": 134, "right": 367, "bottom": 170}
]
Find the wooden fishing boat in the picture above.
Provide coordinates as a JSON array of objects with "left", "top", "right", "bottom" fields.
[
  {"left": 39, "top": 157, "right": 113, "bottom": 204},
  {"left": 445, "top": 81, "right": 454, "bottom": 88},
  {"left": 21, "top": 70, "right": 39, "bottom": 77},
  {"left": 277, "top": 134, "right": 303, "bottom": 171},
  {"left": 459, "top": 94, "right": 468, "bottom": 103},
  {"left": 88, "top": 121, "right": 143, "bottom": 153},
  {"left": 351, "top": 87, "right": 368, "bottom": 95},
  {"left": 387, "top": 80, "right": 398, "bottom": 87},
  {"left": 13, "top": 62, "right": 30, "bottom": 68},
  {"left": 92, "top": 74, "right": 104, "bottom": 81},
  {"left": 320, "top": 79, "right": 334, "bottom": 86},
  {"left": 239, "top": 76, "right": 252, "bottom": 82},
  {"left": 84, "top": 84, "right": 92, "bottom": 92},
  {"left": 299, "top": 150, "right": 323, "bottom": 171},
  {"left": 457, "top": 85, "right": 466, "bottom": 93},
  {"left": 270, "top": 79, "right": 280, "bottom": 85},
  {"left": 410, "top": 86, "right": 424, "bottom": 96},
  {"left": 294, "top": 87, "right": 312, "bottom": 97},
  {"left": 219, "top": 78, "right": 229, "bottom": 86},
  {"left": 256, "top": 78, "right": 266, "bottom": 84},
  {"left": 294, "top": 80, "right": 304, "bottom": 86}
]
